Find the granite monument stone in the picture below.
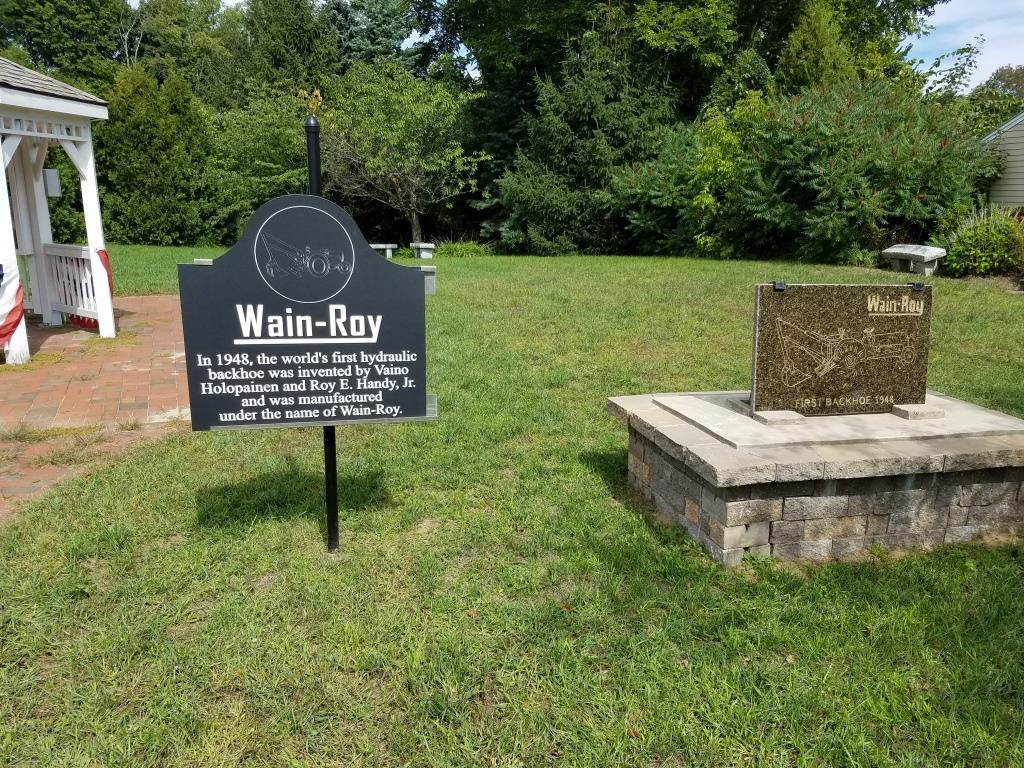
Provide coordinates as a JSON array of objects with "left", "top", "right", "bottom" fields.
[{"left": 751, "top": 283, "right": 931, "bottom": 416}]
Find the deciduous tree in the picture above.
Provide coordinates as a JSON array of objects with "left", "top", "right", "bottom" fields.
[
  {"left": 322, "top": 61, "right": 486, "bottom": 242},
  {"left": 0, "top": 0, "right": 127, "bottom": 91},
  {"left": 968, "top": 65, "right": 1024, "bottom": 135}
]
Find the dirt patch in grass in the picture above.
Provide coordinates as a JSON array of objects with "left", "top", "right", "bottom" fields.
[
  {"left": 150, "top": 533, "right": 187, "bottom": 550},
  {"left": 168, "top": 596, "right": 216, "bottom": 640},
  {"left": 250, "top": 571, "right": 278, "bottom": 591},
  {"left": 31, "top": 431, "right": 111, "bottom": 467},
  {"left": 413, "top": 518, "right": 441, "bottom": 535},
  {"left": 1, "top": 425, "right": 100, "bottom": 444},
  {"left": 81, "top": 558, "right": 113, "bottom": 591}
]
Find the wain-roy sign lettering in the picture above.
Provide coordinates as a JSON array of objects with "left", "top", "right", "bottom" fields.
[{"left": 179, "top": 195, "right": 434, "bottom": 430}]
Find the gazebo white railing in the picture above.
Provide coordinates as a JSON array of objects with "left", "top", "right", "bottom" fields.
[{"left": 0, "top": 58, "right": 114, "bottom": 364}]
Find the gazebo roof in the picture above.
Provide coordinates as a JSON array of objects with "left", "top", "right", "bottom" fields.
[{"left": 0, "top": 57, "right": 107, "bottom": 121}]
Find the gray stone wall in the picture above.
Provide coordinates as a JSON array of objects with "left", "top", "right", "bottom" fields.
[{"left": 628, "top": 427, "right": 1024, "bottom": 565}]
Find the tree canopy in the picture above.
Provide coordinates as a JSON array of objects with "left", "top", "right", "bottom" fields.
[{"left": 0, "top": 0, "right": 1015, "bottom": 263}]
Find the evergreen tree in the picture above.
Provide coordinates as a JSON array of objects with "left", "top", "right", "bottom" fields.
[
  {"left": 242, "top": 0, "right": 339, "bottom": 92},
  {"left": 775, "top": 0, "right": 855, "bottom": 92},
  {"left": 95, "top": 67, "right": 212, "bottom": 244},
  {"left": 325, "top": 0, "right": 415, "bottom": 70},
  {"left": 136, "top": 0, "right": 248, "bottom": 108},
  {"left": 498, "top": 18, "right": 675, "bottom": 252}
]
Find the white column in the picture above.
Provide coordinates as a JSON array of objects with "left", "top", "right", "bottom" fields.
[
  {"left": 73, "top": 127, "right": 115, "bottom": 338},
  {"left": 0, "top": 138, "right": 30, "bottom": 364},
  {"left": 23, "top": 139, "right": 61, "bottom": 325},
  {"left": 12, "top": 142, "right": 56, "bottom": 324}
]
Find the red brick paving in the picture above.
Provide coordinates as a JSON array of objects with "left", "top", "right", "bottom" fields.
[{"left": 0, "top": 296, "right": 191, "bottom": 522}]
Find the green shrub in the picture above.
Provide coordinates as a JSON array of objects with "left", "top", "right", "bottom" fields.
[
  {"left": 95, "top": 68, "right": 212, "bottom": 246},
  {"left": 204, "top": 89, "right": 308, "bottom": 244},
  {"left": 611, "top": 99, "right": 757, "bottom": 255},
  {"left": 721, "top": 78, "right": 999, "bottom": 262},
  {"left": 435, "top": 240, "right": 493, "bottom": 258},
  {"left": 938, "top": 206, "right": 1024, "bottom": 276}
]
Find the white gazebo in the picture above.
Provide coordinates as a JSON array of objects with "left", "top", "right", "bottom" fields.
[{"left": 0, "top": 57, "right": 115, "bottom": 365}]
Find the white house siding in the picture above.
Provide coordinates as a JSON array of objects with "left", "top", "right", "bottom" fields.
[{"left": 988, "top": 117, "right": 1024, "bottom": 208}]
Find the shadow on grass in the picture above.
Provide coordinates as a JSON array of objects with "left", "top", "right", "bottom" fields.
[
  {"left": 579, "top": 447, "right": 631, "bottom": 499},
  {"left": 579, "top": 447, "right": 697, "bottom": 553},
  {"left": 196, "top": 459, "right": 390, "bottom": 528}
]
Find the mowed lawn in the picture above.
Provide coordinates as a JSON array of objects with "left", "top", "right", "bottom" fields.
[{"left": 2, "top": 249, "right": 1023, "bottom": 766}]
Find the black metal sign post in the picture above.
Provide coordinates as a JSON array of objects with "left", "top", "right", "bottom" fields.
[
  {"left": 177, "top": 117, "right": 436, "bottom": 554},
  {"left": 305, "top": 116, "right": 340, "bottom": 552}
]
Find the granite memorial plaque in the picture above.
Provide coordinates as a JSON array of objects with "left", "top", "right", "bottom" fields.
[
  {"left": 179, "top": 194, "right": 434, "bottom": 431},
  {"left": 751, "top": 283, "right": 931, "bottom": 416}
]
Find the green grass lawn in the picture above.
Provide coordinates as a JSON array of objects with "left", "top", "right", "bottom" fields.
[
  {"left": 108, "top": 243, "right": 224, "bottom": 295},
  {"left": 2, "top": 253, "right": 1023, "bottom": 765}
]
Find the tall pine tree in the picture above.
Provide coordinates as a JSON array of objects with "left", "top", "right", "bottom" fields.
[{"left": 242, "top": 0, "right": 338, "bottom": 91}]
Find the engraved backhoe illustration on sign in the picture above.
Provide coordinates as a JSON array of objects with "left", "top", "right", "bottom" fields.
[
  {"left": 752, "top": 283, "right": 932, "bottom": 416},
  {"left": 260, "top": 233, "right": 350, "bottom": 279},
  {"left": 775, "top": 319, "right": 915, "bottom": 388},
  {"left": 254, "top": 205, "right": 355, "bottom": 303}
]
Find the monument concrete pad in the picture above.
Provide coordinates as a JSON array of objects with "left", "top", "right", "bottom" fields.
[
  {"left": 650, "top": 391, "right": 1023, "bottom": 449},
  {"left": 892, "top": 402, "right": 945, "bottom": 420},
  {"left": 752, "top": 409, "right": 807, "bottom": 426},
  {"left": 607, "top": 390, "right": 1024, "bottom": 565}
]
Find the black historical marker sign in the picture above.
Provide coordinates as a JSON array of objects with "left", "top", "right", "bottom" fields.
[
  {"left": 751, "top": 283, "right": 932, "bottom": 416},
  {"left": 179, "top": 194, "right": 433, "bottom": 431}
]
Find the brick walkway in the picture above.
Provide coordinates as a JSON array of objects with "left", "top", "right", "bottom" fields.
[{"left": 0, "top": 295, "right": 190, "bottom": 520}]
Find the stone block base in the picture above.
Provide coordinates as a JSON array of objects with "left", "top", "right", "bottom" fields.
[
  {"left": 628, "top": 427, "right": 1023, "bottom": 564},
  {"left": 611, "top": 391, "right": 1024, "bottom": 565}
]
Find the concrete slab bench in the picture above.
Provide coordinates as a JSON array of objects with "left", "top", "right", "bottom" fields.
[
  {"left": 882, "top": 244, "right": 946, "bottom": 276},
  {"left": 410, "top": 242, "right": 435, "bottom": 259},
  {"left": 369, "top": 243, "right": 398, "bottom": 259}
]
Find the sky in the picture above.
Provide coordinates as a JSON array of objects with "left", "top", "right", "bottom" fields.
[{"left": 906, "top": 0, "right": 1024, "bottom": 89}]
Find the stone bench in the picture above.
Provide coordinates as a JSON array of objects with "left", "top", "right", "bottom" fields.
[
  {"left": 369, "top": 243, "right": 398, "bottom": 259},
  {"left": 410, "top": 242, "right": 435, "bottom": 259},
  {"left": 882, "top": 244, "right": 946, "bottom": 276}
]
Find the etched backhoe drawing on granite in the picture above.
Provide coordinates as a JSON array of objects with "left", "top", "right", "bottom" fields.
[{"left": 776, "top": 318, "right": 915, "bottom": 388}]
